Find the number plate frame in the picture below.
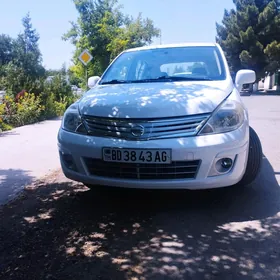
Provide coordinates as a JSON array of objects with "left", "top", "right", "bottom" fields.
[{"left": 102, "top": 148, "right": 172, "bottom": 164}]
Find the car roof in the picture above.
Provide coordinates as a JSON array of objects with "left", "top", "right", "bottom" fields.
[{"left": 124, "top": 42, "right": 218, "bottom": 53}]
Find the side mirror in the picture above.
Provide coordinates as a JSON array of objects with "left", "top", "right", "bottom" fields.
[
  {"left": 235, "top": 70, "right": 256, "bottom": 92},
  {"left": 88, "top": 76, "right": 100, "bottom": 88}
]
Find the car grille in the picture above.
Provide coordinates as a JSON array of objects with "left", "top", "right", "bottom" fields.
[
  {"left": 82, "top": 114, "right": 210, "bottom": 140},
  {"left": 84, "top": 158, "right": 201, "bottom": 180}
]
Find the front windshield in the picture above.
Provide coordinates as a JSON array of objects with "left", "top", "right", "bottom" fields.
[{"left": 100, "top": 46, "right": 226, "bottom": 84}]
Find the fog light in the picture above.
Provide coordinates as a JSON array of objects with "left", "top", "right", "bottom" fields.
[
  {"left": 215, "top": 157, "right": 233, "bottom": 174},
  {"left": 220, "top": 158, "right": 233, "bottom": 169},
  {"left": 60, "top": 152, "right": 77, "bottom": 171}
]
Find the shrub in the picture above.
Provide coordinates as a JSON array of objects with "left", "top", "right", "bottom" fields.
[
  {"left": 15, "top": 92, "right": 44, "bottom": 126},
  {"left": 0, "top": 94, "right": 17, "bottom": 126},
  {"left": 0, "top": 120, "right": 13, "bottom": 131},
  {"left": 42, "top": 92, "right": 56, "bottom": 118},
  {"left": 0, "top": 80, "right": 78, "bottom": 131},
  {"left": 0, "top": 102, "right": 5, "bottom": 115},
  {"left": 1, "top": 92, "right": 44, "bottom": 127},
  {"left": 0, "top": 103, "right": 13, "bottom": 131},
  {"left": 54, "top": 100, "right": 67, "bottom": 116},
  {"left": 42, "top": 93, "right": 75, "bottom": 118},
  {"left": 0, "top": 101, "right": 13, "bottom": 131}
]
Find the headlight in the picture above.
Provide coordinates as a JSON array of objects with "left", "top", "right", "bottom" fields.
[
  {"left": 62, "top": 103, "right": 87, "bottom": 134},
  {"left": 198, "top": 99, "right": 245, "bottom": 135}
]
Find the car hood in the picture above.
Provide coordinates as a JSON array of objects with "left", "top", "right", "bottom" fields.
[{"left": 79, "top": 81, "right": 233, "bottom": 118}]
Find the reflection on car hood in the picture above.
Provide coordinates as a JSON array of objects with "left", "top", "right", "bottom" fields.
[{"left": 79, "top": 81, "right": 233, "bottom": 118}]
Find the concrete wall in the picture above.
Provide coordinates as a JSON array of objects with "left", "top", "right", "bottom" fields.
[{"left": 258, "top": 73, "right": 279, "bottom": 91}]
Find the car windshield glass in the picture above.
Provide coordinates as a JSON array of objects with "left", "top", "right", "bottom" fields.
[{"left": 99, "top": 46, "right": 226, "bottom": 85}]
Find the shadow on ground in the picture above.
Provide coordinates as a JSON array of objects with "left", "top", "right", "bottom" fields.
[
  {"left": 0, "top": 131, "right": 19, "bottom": 137},
  {"left": 1, "top": 156, "right": 280, "bottom": 280},
  {"left": 0, "top": 169, "right": 34, "bottom": 205}
]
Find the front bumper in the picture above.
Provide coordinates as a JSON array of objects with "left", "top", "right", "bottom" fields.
[{"left": 57, "top": 124, "right": 249, "bottom": 190}]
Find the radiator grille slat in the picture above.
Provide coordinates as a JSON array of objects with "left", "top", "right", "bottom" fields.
[
  {"left": 84, "top": 158, "right": 201, "bottom": 180},
  {"left": 82, "top": 114, "right": 210, "bottom": 140}
]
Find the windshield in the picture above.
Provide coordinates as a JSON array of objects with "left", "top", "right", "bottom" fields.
[{"left": 99, "top": 46, "right": 226, "bottom": 84}]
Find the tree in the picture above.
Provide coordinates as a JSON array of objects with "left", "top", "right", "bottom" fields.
[
  {"left": 0, "top": 34, "right": 14, "bottom": 65},
  {"left": 63, "top": 0, "right": 160, "bottom": 84},
  {"left": 174, "top": 65, "right": 185, "bottom": 73},
  {"left": 187, "top": 62, "right": 205, "bottom": 72},
  {"left": 67, "top": 66, "right": 83, "bottom": 87},
  {"left": 216, "top": 0, "right": 280, "bottom": 79},
  {"left": 14, "top": 13, "right": 45, "bottom": 81},
  {"left": 0, "top": 13, "right": 45, "bottom": 94}
]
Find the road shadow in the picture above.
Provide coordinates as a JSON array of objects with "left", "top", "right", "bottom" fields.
[
  {"left": 251, "top": 92, "right": 280, "bottom": 96},
  {"left": 0, "top": 131, "right": 19, "bottom": 137},
  {"left": 1, "top": 156, "right": 280, "bottom": 279},
  {"left": 0, "top": 169, "right": 34, "bottom": 205}
]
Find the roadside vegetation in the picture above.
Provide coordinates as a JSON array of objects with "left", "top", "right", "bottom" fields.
[{"left": 0, "top": 14, "right": 75, "bottom": 131}]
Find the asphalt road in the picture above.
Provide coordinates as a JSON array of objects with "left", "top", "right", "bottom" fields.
[
  {"left": 0, "top": 118, "right": 62, "bottom": 204},
  {"left": 1, "top": 95, "right": 280, "bottom": 279}
]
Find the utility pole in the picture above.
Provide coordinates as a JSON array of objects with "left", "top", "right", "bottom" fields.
[
  {"left": 159, "top": 30, "right": 162, "bottom": 45},
  {"left": 85, "top": 65, "right": 88, "bottom": 90},
  {"left": 78, "top": 49, "right": 93, "bottom": 89}
]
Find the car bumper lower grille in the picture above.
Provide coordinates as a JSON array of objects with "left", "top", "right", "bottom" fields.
[{"left": 84, "top": 158, "right": 200, "bottom": 180}]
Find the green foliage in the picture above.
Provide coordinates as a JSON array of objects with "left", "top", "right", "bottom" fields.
[
  {"left": 0, "top": 66, "right": 76, "bottom": 131},
  {"left": 42, "top": 67, "right": 76, "bottom": 117},
  {"left": 1, "top": 94, "right": 18, "bottom": 125},
  {"left": 43, "top": 92, "right": 74, "bottom": 119},
  {"left": 68, "top": 66, "right": 84, "bottom": 88},
  {"left": 0, "top": 13, "right": 45, "bottom": 94},
  {"left": 0, "top": 34, "right": 14, "bottom": 65},
  {"left": 14, "top": 13, "right": 44, "bottom": 80},
  {"left": 54, "top": 100, "right": 67, "bottom": 116},
  {"left": 0, "top": 101, "right": 13, "bottom": 131},
  {"left": 216, "top": 0, "right": 280, "bottom": 79},
  {"left": 43, "top": 92, "right": 57, "bottom": 118},
  {"left": 264, "top": 40, "right": 280, "bottom": 71},
  {"left": 63, "top": 0, "right": 160, "bottom": 84},
  {"left": 187, "top": 62, "right": 205, "bottom": 72},
  {"left": 0, "top": 90, "right": 74, "bottom": 131},
  {"left": 0, "top": 63, "right": 33, "bottom": 94},
  {"left": 0, "top": 14, "right": 77, "bottom": 132},
  {"left": 0, "top": 103, "right": 12, "bottom": 131},
  {"left": 0, "top": 121, "right": 13, "bottom": 132},
  {"left": 44, "top": 72, "right": 72, "bottom": 101},
  {"left": 15, "top": 93, "right": 44, "bottom": 126},
  {"left": 0, "top": 93, "right": 42, "bottom": 127}
]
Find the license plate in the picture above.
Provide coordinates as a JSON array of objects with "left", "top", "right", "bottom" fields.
[{"left": 102, "top": 148, "right": 172, "bottom": 164}]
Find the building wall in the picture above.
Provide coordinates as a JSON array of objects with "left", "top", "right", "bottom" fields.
[{"left": 258, "top": 73, "right": 278, "bottom": 91}]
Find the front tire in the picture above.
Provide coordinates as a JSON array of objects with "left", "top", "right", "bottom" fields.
[{"left": 237, "top": 126, "right": 263, "bottom": 186}]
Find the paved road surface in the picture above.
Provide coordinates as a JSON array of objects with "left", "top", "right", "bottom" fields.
[
  {"left": 0, "top": 118, "right": 61, "bottom": 204},
  {"left": 242, "top": 95, "right": 280, "bottom": 184},
  {"left": 1, "top": 96, "right": 280, "bottom": 280}
]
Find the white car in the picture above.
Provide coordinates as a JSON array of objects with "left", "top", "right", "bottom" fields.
[{"left": 58, "top": 43, "right": 262, "bottom": 190}]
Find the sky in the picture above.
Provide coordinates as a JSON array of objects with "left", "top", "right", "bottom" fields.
[{"left": 0, "top": 0, "right": 234, "bottom": 70}]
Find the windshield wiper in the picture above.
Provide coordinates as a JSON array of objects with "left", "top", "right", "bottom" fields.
[
  {"left": 130, "top": 76, "right": 213, "bottom": 83},
  {"left": 100, "top": 76, "right": 213, "bottom": 85},
  {"left": 100, "top": 79, "right": 129, "bottom": 85}
]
